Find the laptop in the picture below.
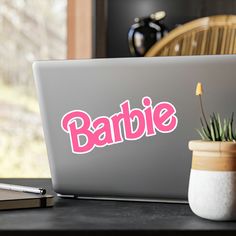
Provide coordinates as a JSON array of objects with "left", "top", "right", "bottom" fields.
[{"left": 32, "top": 55, "right": 236, "bottom": 203}]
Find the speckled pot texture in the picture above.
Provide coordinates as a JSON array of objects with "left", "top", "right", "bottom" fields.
[{"left": 188, "top": 141, "right": 236, "bottom": 221}]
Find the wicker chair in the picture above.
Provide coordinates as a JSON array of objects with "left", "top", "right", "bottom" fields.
[{"left": 145, "top": 15, "right": 236, "bottom": 57}]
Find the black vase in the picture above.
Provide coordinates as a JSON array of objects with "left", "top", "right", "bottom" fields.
[{"left": 128, "top": 11, "right": 168, "bottom": 57}]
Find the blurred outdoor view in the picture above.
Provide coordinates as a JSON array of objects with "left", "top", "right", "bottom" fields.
[{"left": 0, "top": 0, "right": 67, "bottom": 177}]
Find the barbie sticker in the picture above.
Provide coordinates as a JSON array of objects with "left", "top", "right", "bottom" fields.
[{"left": 61, "top": 96, "right": 178, "bottom": 154}]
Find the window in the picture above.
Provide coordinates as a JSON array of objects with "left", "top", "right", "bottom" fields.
[{"left": 0, "top": 0, "right": 67, "bottom": 177}]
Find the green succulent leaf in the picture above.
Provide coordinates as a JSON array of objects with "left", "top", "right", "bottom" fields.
[
  {"left": 196, "top": 129, "right": 206, "bottom": 140},
  {"left": 210, "top": 121, "right": 216, "bottom": 141},
  {"left": 217, "top": 113, "right": 223, "bottom": 139}
]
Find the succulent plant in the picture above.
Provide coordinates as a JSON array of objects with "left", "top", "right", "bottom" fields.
[{"left": 195, "top": 83, "right": 236, "bottom": 142}]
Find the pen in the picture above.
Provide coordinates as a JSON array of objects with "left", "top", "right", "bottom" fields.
[{"left": 0, "top": 183, "right": 46, "bottom": 195}]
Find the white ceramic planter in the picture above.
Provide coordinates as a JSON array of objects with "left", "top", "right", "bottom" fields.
[{"left": 188, "top": 140, "right": 236, "bottom": 221}]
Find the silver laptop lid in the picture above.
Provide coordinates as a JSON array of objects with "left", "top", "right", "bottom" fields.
[{"left": 33, "top": 55, "right": 236, "bottom": 201}]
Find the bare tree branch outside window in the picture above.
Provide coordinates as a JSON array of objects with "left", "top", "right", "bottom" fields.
[{"left": 0, "top": 0, "right": 67, "bottom": 177}]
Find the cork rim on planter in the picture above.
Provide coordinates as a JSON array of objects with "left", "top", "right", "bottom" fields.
[
  {"left": 189, "top": 140, "right": 236, "bottom": 172},
  {"left": 188, "top": 140, "right": 236, "bottom": 221}
]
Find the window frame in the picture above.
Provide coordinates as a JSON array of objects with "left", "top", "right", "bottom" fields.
[{"left": 67, "top": 0, "right": 107, "bottom": 59}]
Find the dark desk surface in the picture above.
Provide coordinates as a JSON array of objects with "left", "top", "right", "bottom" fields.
[{"left": 0, "top": 179, "right": 236, "bottom": 235}]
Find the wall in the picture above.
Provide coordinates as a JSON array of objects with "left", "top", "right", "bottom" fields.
[{"left": 107, "top": 0, "right": 236, "bottom": 57}]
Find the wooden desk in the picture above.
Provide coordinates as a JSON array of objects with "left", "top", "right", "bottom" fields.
[{"left": 0, "top": 178, "right": 236, "bottom": 235}]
